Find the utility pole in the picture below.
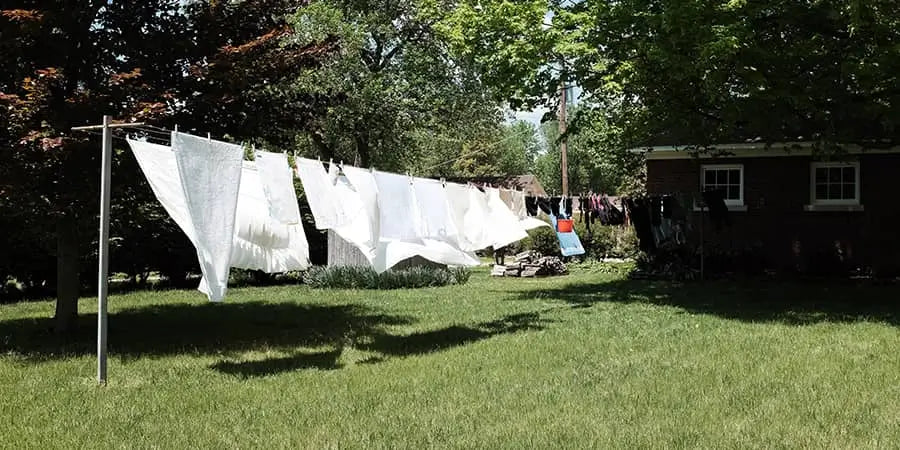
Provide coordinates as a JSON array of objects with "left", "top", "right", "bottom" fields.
[
  {"left": 558, "top": 80, "right": 569, "bottom": 197},
  {"left": 71, "top": 116, "right": 144, "bottom": 385}
]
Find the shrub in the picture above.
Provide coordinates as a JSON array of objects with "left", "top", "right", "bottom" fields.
[
  {"left": 522, "top": 219, "right": 638, "bottom": 260},
  {"left": 303, "top": 265, "right": 472, "bottom": 289}
]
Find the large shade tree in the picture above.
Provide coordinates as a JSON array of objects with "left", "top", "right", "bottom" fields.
[
  {"left": 436, "top": 0, "right": 900, "bottom": 150},
  {"left": 0, "top": 1, "right": 336, "bottom": 332}
]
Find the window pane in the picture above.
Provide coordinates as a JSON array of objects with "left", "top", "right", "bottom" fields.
[
  {"left": 843, "top": 167, "right": 855, "bottom": 183},
  {"left": 716, "top": 170, "right": 728, "bottom": 184},
  {"left": 829, "top": 167, "right": 843, "bottom": 183},
  {"left": 815, "top": 168, "right": 828, "bottom": 183},
  {"left": 842, "top": 183, "right": 855, "bottom": 199},
  {"left": 815, "top": 183, "right": 827, "bottom": 199},
  {"left": 729, "top": 169, "right": 741, "bottom": 185},
  {"left": 727, "top": 186, "right": 740, "bottom": 200},
  {"left": 704, "top": 170, "right": 716, "bottom": 185},
  {"left": 829, "top": 184, "right": 843, "bottom": 200}
]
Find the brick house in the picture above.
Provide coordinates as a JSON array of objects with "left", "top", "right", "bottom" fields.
[{"left": 633, "top": 142, "right": 900, "bottom": 275}]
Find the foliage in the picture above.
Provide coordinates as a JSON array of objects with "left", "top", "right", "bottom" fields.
[
  {"left": 278, "top": 0, "right": 506, "bottom": 173},
  {"left": 535, "top": 107, "right": 644, "bottom": 195},
  {"left": 303, "top": 265, "right": 471, "bottom": 289},
  {"left": 437, "top": 0, "right": 900, "bottom": 149}
]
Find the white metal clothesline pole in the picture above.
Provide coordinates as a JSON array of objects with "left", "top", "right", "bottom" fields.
[{"left": 72, "top": 116, "right": 145, "bottom": 385}]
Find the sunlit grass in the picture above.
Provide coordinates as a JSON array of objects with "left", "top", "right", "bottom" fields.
[{"left": 2, "top": 265, "right": 898, "bottom": 448}]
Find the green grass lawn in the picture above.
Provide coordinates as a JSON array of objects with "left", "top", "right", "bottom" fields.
[{"left": 2, "top": 265, "right": 899, "bottom": 448}]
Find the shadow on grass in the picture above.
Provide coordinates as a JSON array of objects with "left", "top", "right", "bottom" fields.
[
  {"left": 1, "top": 301, "right": 550, "bottom": 377},
  {"left": 0, "top": 302, "right": 411, "bottom": 362},
  {"left": 506, "top": 279, "right": 900, "bottom": 326},
  {"left": 210, "top": 349, "right": 344, "bottom": 377},
  {"left": 360, "top": 311, "right": 548, "bottom": 357},
  {"left": 206, "top": 311, "right": 550, "bottom": 378}
]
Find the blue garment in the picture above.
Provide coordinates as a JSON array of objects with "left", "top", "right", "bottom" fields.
[{"left": 549, "top": 215, "right": 585, "bottom": 257}]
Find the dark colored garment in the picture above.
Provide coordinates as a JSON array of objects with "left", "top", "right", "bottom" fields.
[
  {"left": 579, "top": 197, "right": 590, "bottom": 223},
  {"left": 525, "top": 196, "right": 539, "bottom": 216},
  {"left": 662, "top": 196, "right": 675, "bottom": 219},
  {"left": 601, "top": 197, "right": 625, "bottom": 226},
  {"left": 702, "top": 189, "right": 730, "bottom": 229},
  {"left": 549, "top": 197, "right": 562, "bottom": 216},
  {"left": 649, "top": 197, "right": 663, "bottom": 226},
  {"left": 624, "top": 197, "right": 656, "bottom": 253},
  {"left": 536, "top": 197, "right": 552, "bottom": 215}
]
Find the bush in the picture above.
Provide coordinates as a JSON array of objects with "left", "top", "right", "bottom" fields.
[
  {"left": 522, "top": 219, "right": 638, "bottom": 260},
  {"left": 303, "top": 265, "right": 472, "bottom": 289}
]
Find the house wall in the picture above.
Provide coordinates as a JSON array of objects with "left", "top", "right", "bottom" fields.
[{"left": 646, "top": 154, "right": 900, "bottom": 275}]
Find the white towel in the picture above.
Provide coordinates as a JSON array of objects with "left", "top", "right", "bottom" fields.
[
  {"left": 485, "top": 187, "right": 529, "bottom": 249},
  {"left": 412, "top": 178, "right": 459, "bottom": 243},
  {"left": 331, "top": 174, "right": 376, "bottom": 263},
  {"left": 231, "top": 162, "right": 309, "bottom": 272},
  {"left": 341, "top": 166, "right": 381, "bottom": 249},
  {"left": 373, "top": 171, "right": 424, "bottom": 241},
  {"left": 255, "top": 151, "right": 301, "bottom": 225},
  {"left": 172, "top": 132, "right": 244, "bottom": 302},
  {"left": 295, "top": 158, "right": 348, "bottom": 230},
  {"left": 128, "top": 140, "right": 196, "bottom": 244}
]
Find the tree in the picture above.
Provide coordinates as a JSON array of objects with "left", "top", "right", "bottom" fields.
[
  {"left": 535, "top": 107, "right": 643, "bottom": 196},
  {"left": 436, "top": 0, "right": 900, "bottom": 150},
  {"left": 271, "top": 0, "right": 506, "bottom": 173},
  {"left": 0, "top": 1, "right": 335, "bottom": 332}
]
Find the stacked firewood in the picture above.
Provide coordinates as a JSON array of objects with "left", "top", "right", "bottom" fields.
[{"left": 491, "top": 251, "right": 568, "bottom": 277}]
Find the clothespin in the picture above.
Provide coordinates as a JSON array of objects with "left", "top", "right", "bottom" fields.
[
  {"left": 440, "top": 177, "right": 446, "bottom": 187},
  {"left": 207, "top": 132, "right": 212, "bottom": 141},
  {"left": 174, "top": 124, "right": 178, "bottom": 133},
  {"left": 370, "top": 166, "right": 375, "bottom": 174}
]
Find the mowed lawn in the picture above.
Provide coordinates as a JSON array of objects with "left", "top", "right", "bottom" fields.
[{"left": 2, "top": 265, "right": 899, "bottom": 448}]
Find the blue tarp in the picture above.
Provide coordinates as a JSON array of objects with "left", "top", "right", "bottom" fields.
[{"left": 548, "top": 215, "right": 585, "bottom": 257}]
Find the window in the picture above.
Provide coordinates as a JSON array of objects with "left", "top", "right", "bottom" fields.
[
  {"left": 811, "top": 162, "right": 859, "bottom": 205},
  {"left": 701, "top": 164, "right": 744, "bottom": 206}
]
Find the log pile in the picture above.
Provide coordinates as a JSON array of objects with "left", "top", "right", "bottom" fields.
[{"left": 491, "top": 251, "right": 568, "bottom": 277}]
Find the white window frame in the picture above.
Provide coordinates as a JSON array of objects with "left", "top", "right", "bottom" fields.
[
  {"left": 810, "top": 161, "right": 860, "bottom": 206},
  {"left": 700, "top": 164, "right": 744, "bottom": 207}
]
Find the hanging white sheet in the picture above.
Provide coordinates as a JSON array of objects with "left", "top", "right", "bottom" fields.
[
  {"left": 171, "top": 132, "right": 243, "bottom": 302},
  {"left": 295, "top": 158, "right": 348, "bottom": 230},
  {"left": 444, "top": 183, "right": 485, "bottom": 251},
  {"left": 231, "top": 162, "right": 310, "bottom": 273},
  {"left": 331, "top": 174, "right": 376, "bottom": 263},
  {"left": 412, "top": 178, "right": 459, "bottom": 243},
  {"left": 128, "top": 140, "right": 197, "bottom": 244},
  {"left": 341, "top": 166, "right": 381, "bottom": 249},
  {"left": 129, "top": 137, "right": 309, "bottom": 302},
  {"left": 485, "top": 187, "right": 529, "bottom": 249},
  {"left": 373, "top": 171, "right": 424, "bottom": 241},
  {"left": 255, "top": 150, "right": 301, "bottom": 225}
]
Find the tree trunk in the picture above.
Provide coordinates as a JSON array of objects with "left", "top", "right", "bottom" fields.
[
  {"left": 356, "top": 135, "right": 371, "bottom": 168},
  {"left": 54, "top": 213, "right": 80, "bottom": 334}
]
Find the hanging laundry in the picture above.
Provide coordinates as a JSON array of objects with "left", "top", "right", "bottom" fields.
[
  {"left": 373, "top": 171, "right": 426, "bottom": 241},
  {"left": 231, "top": 162, "right": 310, "bottom": 273},
  {"left": 485, "top": 187, "right": 528, "bottom": 249},
  {"left": 624, "top": 197, "right": 657, "bottom": 253},
  {"left": 413, "top": 178, "right": 460, "bottom": 243},
  {"left": 445, "top": 183, "right": 490, "bottom": 252},
  {"left": 525, "top": 196, "right": 539, "bottom": 217},
  {"left": 548, "top": 214, "right": 586, "bottom": 257},
  {"left": 128, "top": 140, "right": 197, "bottom": 244},
  {"left": 330, "top": 174, "right": 377, "bottom": 264},
  {"left": 172, "top": 132, "right": 244, "bottom": 302},
  {"left": 295, "top": 158, "right": 349, "bottom": 230},
  {"left": 129, "top": 137, "right": 309, "bottom": 302},
  {"left": 255, "top": 150, "right": 301, "bottom": 225}
]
